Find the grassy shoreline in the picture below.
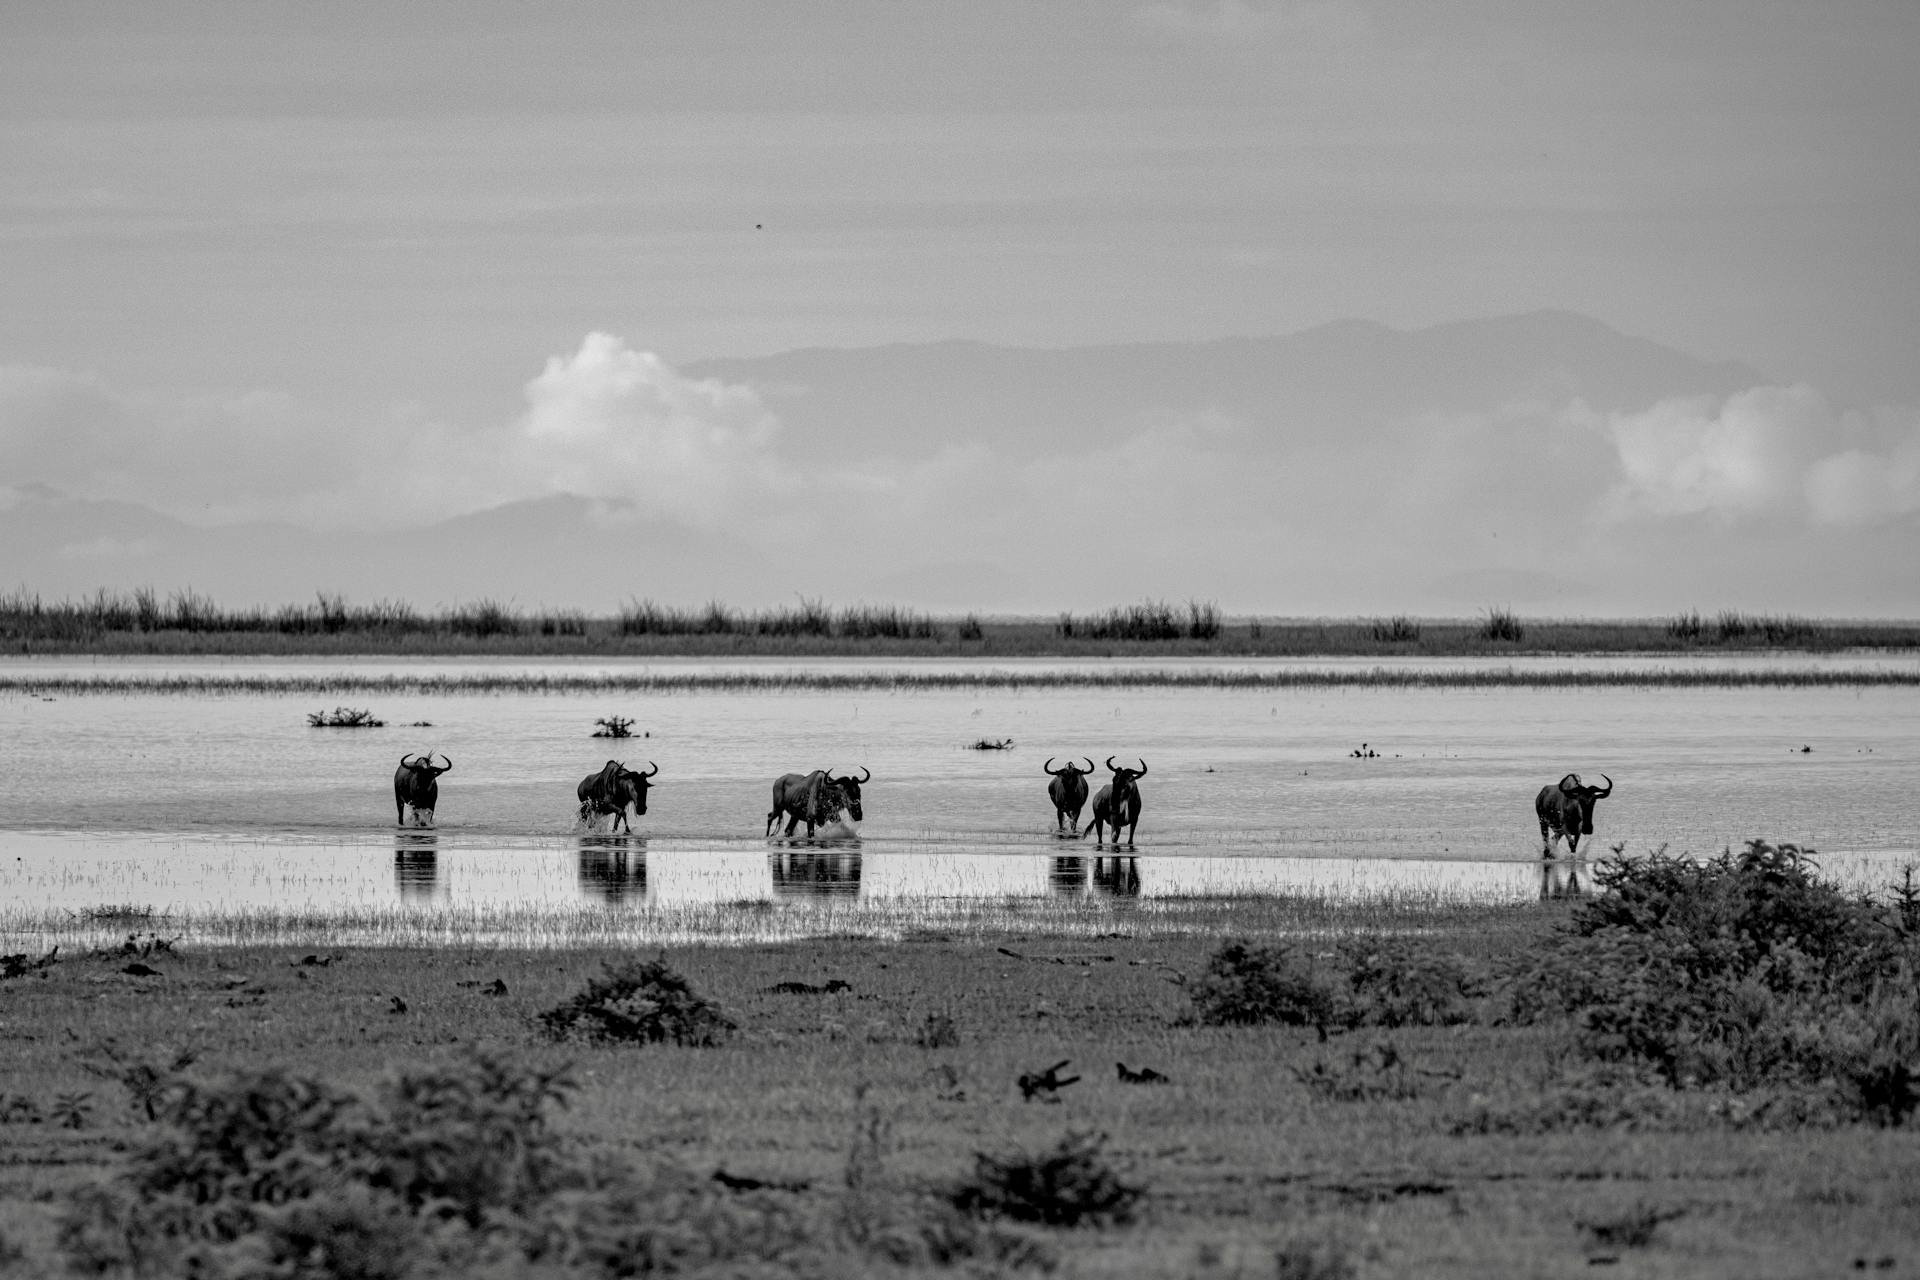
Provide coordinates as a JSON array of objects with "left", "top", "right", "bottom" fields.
[
  {"left": 4, "top": 589, "right": 1917, "bottom": 657},
  {"left": 4, "top": 890, "right": 1919, "bottom": 1277}
]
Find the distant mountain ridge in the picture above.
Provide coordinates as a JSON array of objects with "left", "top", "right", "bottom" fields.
[
  {"left": 0, "top": 492, "right": 782, "bottom": 612},
  {"left": 4, "top": 310, "right": 1784, "bottom": 611},
  {"left": 685, "top": 310, "right": 1764, "bottom": 456}
]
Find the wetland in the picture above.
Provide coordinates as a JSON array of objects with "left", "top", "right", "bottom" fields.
[{"left": 1, "top": 653, "right": 1917, "bottom": 1276}]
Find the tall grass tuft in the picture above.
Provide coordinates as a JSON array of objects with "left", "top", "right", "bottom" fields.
[
  {"left": 1368, "top": 615, "right": 1422, "bottom": 643},
  {"left": 1479, "top": 606, "right": 1524, "bottom": 642},
  {"left": 1666, "top": 609, "right": 1704, "bottom": 642},
  {"left": 447, "top": 598, "right": 521, "bottom": 638},
  {"left": 1058, "top": 599, "right": 1219, "bottom": 641},
  {"left": 835, "top": 602, "right": 938, "bottom": 640}
]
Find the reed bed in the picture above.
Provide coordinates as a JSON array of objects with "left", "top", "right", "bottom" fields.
[
  {"left": 1056, "top": 599, "right": 1221, "bottom": 641},
  {"left": 3, "top": 665, "right": 1915, "bottom": 696},
  {"left": 9, "top": 589, "right": 1915, "bottom": 656}
]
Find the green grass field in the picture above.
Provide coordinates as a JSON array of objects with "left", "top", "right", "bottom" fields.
[{"left": 3, "top": 883, "right": 1916, "bottom": 1278}]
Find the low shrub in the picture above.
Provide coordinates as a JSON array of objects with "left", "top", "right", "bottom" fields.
[
  {"left": 951, "top": 1131, "right": 1140, "bottom": 1227},
  {"left": 1505, "top": 840, "right": 1920, "bottom": 1108},
  {"left": 1338, "top": 936, "right": 1480, "bottom": 1027},
  {"left": 57, "top": 1054, "right": 861, "bottom": 1278},
  {"left": 1189, "top": 940, "right": 1337, "bottom": 1030},
  {"left": 538, "top": 956, "right": 736, "bottom": 1046}
]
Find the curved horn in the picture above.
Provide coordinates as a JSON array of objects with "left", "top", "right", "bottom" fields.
[
  {"left": 1106, "top": 756, "right": 1118, "bottom": 771},
  {"left": 642, "top": 761, "right": 659, "bottom": 778},
  {"left": 1133, "top": 758, "right": 1147, "bottom": 777},
  {"left": 399, "top": 753, "right": 420, "bottom": 769},
  {"left": 433, "top": 754, "right": 452, "bottom": 772},
  {"left": 1044, "top": 757, "right": 1063, "bottom": 775},
  {"left": 1081, "top": 757, "right": 1095, "bottom": 774},
  {"left": 1589, "top": 773, "right": 1612, "bottom": 798},
  {"left": 1558, "top": 773, "right": 1581, "bottom": 793},
  {"left": 855, "top": 766, "right": 870, "bottom": 784}
]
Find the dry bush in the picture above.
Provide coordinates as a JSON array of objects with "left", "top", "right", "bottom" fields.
[
  {"left": 951, "top": 1131, "right": 1141, "bottom": 1228},
  {"left": 538, "top": 956, "right": 735, "bottom": 1047}
]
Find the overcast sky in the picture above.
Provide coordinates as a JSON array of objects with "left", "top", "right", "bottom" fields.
[{"left": 3, "top": 2, "right": 1918, "bottom": 614}]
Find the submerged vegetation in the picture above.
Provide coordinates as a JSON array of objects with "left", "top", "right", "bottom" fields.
[
  {"left": 3, "top": 588, "right": 1915, "bottom": 657},
  {"left": 305, "top": 706, "right": 385, "bottom": 728}
]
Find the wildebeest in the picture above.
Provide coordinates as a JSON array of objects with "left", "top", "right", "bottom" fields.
[
  {"left": 1082, "top": 757, "right": 1147, "bottom": 844},
  {"left": 393, "top": 752, "right": 452, "bottom": 827},
  {"left": 1043, "top": 757, "right": 1096, "bottom": 834},
  {"left": 1535, "top": 772, "right": 1613, "bottom": 857},
  {"left": 765, "top": 767, "right": 868, "bottom": 839},
  {"left": 577, "top": 759, "right": 659, "bottom": 834}
]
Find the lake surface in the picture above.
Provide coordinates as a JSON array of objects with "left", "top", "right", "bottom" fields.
[{"left": 2, "top": 657, "right": 1915, "bottom": 942}]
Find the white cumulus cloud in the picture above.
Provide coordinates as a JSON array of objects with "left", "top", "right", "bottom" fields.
[
  {"left": 515, "top": 332, "right": 791, "bottom": 523},
  {"left": 1583, "top": 385, "right": 1920, "bottom": 526}
]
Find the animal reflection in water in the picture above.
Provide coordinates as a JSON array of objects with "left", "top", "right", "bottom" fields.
[
  {"left": 1539, "top": 858, "right": 1587, "bottom": 901},
  {"left": 578, "top": 840, "right": 648, "bottom": 906},
  {"left": 1049, "top": 855, "right": 1143, "bottom": 898},
  {"left": 770, "top": 850, "right": 863, "bottom": 899},
  {"left": 393, "top": 833, "right": 442, "bottom": 903}
]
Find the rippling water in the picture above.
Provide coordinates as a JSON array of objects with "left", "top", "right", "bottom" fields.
[{"left": 2, "top": 656, "right": 1914, "bottom": 937}]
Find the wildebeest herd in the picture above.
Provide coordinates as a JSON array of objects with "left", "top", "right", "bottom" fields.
[{"left": 395, "top": 751, "right": 1614, "bottom": 856}]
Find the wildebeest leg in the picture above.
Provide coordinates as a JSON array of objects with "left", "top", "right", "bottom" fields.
[{"left": 1566, "top": 831, "right": 1580, "bottom": 857}]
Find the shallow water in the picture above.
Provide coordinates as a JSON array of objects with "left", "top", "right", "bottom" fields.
[{"left": 2, "top": 659, "right": 1915, "bottom": 939}]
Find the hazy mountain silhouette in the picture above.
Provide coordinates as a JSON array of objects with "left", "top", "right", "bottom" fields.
[
  {"left": 686, "top": 310, "right": 1764, "bottom": 457},
  {"left": 5, "top": 311, "right": 1804, "bottom": 613},
  {"left": 0, "top": 491, "right": 781, "bottom": 611}
]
